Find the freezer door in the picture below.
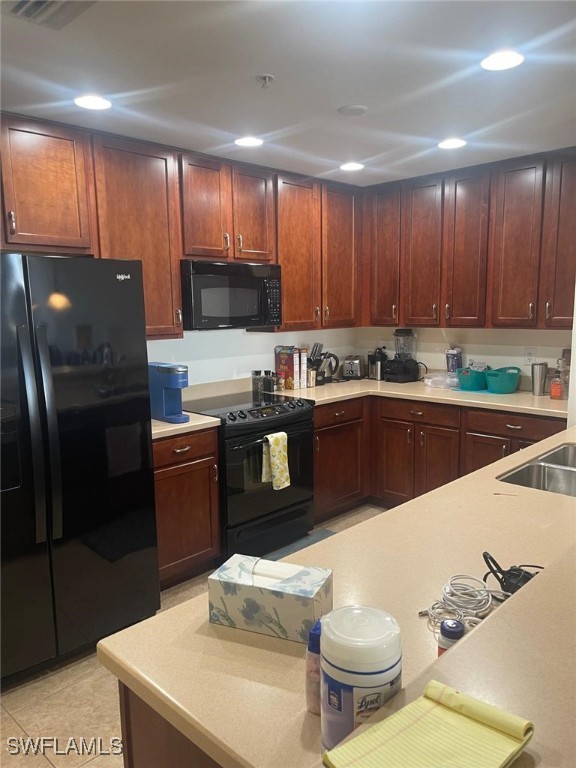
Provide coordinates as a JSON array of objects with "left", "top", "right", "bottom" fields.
[
  {"left": 25, "top": 255, "right": 160, "bottom": 656},
  {"left": 0, "top": 253, "right": 57, "bottom": 677}
]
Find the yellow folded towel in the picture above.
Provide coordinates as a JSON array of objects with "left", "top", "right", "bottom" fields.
[{"left": 262, "top": 431, "right": 290, "bottom": 490}]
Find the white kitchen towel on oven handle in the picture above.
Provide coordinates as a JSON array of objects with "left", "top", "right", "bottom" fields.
[{"left": 261, "top": 431, "right": 290, "bottom": 490}]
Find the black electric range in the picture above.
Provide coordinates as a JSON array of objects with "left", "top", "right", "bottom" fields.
[
  {"left": 182, "top": 391, "right": 314, "bottom": 436},
  {"left": 182, "top": 391, "right": 315, "bottom": 557}
]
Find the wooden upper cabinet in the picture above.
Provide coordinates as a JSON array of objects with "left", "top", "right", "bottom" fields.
[
  {"left": 232, "top": 166, "right": 275, "bottom": 261},
  {"left": 321, "top": 184, "right": 359, "bottom": 327},
  {"left": 276, "top": 174, "right": 322, "bottom": 330},
  {"left": 442, "top": 169, "right": 490, "bottom": 327},
  {"left": 92, "top": 135, "right": 183, "bottom": 339},
  {"left": 1, "top": 117, "right": 94, "bottom": 252},
  {"left": 180, "top": 154, "right": 233, "bottom": 259},
  {"left": 180, "top": 157, "right": 275, "bottom": 261},
  {"left": 400, "top": 176, "right": 443, "bottom": 325},
  {"left": 539, "top": 153, "right": 576, "bottom": 328},
  {"left": 487, "top": 158, "right": 544, "bottom": 327},
  {"left": 370, "top": 186, "right": 401, "bottom": 325}
]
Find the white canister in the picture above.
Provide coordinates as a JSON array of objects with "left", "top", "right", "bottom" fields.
[{"left": 320, "top": 605, "right": 402, "bottom": 750}]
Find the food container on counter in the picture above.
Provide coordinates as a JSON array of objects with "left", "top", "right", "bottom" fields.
[{"left": 486, "top": 366, "right": 521, "bottom": 394}]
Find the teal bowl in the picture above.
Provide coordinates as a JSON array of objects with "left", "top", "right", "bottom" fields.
[
  {"left": 486, "top": 366, "right": 521, "bottom": 394},
  {"left": 457, "top": 367, "right": 491, "bottom": 391}
]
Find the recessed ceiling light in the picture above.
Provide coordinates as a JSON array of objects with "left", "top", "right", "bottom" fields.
[
  {"left": 234, "top": 136, "right": 263, "bottom": 147},
  {"left": 74, "top": 94, "right": 111, "bottom": 110},
  {"left": 340, "top": 162, "right": 364, "bottom": 171},
  {"left": 337, "top": 105, "right": 368, "bottom": 117},
  {"left": 480, "top": 50, "right": 524, "bottom": 71},
  {"left": 438, "top": 138, "right": 467, "bottom": 150}
]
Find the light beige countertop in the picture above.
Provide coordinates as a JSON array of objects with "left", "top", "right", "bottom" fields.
[
  {"left": 292, "top": 379, "right": 569, "bottom": 417},
  {"left": 98, "top": 426, "right": 576, "bottom": 768},
  {"left": 151, "top": 379, "right": 567, "bottom": 440}
]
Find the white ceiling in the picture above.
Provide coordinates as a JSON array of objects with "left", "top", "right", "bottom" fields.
[{"left": 1, "top": 0, "right": 575, "bottom": 186}]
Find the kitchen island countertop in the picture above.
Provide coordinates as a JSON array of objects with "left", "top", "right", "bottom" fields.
[{"left": 98, "top": 426, "right": 576, "bottom": 768}]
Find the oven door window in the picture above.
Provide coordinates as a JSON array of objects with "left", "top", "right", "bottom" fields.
[
  {"left": 225, "top": 424, "right": 313, "bottom": 528},
  {"left": 194, "top": 276, "right": 262, "bottom": 328}
]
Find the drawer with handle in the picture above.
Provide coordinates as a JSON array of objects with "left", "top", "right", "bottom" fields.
[
  {"left": 314, "top": 398, "right": 364, "bottom": 429},
  {"left": 464, "top": 408, "right": 566, "bottom": 441},
  {"left": 152, "top": 429, "right": 218, "bottom": 469},
  {"left": 378, "top": 398, "right": 460, "bottom": 428}
]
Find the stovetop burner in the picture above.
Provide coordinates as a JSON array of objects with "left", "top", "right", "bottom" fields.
[{"left": 182, "top": 391, "right": 314, "bottom": 432}]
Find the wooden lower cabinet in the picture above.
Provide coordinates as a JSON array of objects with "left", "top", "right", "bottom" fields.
[
  {"left": 152, "top": 430, "right": 220, "bottom": 588},
  {"left": 461, "top": 408, "right": 567, "bottom": 474},
  {"left": 313, "top": 398, "right": 367, "bottom": 522},
  {"left": 119, "top": 683, "right": 219, "bottom": 768},
  {"left": 374, "top": 399, "right": 460, "bottom": 505}
]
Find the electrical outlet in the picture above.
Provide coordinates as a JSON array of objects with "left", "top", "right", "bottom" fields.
[{"left": 524, "top": 348, "right": 537, "bottom": 365}]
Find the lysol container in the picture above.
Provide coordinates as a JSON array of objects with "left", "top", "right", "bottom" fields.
[{"left": 320, "top": 606, "right": 402, "bottom": 750}]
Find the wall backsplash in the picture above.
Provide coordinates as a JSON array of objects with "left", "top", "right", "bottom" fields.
[{"left": 147, "top": 326, "right": 571, "bottom": 391}]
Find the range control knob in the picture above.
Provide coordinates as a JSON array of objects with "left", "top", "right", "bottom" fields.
[
  {"left": 287, "top": 401, "right": 296, "bottom": 409},
  {"left": 237, "top": 410, "right": 247, "bottom": 419},
  {"left": 227, "top": 412, "right": 237, "bottom": 421},
  {"left": 296, "top": 399, "right": 304, "bottom": 407}
]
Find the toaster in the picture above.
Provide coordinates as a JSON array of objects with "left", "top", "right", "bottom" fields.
[{"left": 342, "top": 355, "right": 364, "bottom": 380}]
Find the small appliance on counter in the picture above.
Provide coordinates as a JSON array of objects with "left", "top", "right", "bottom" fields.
[
  {"left": 342, "top": 355, "right": 364, "bottom": 380},
  {"left": 368, "top": 347, "right": 388, "bottom": 380},
  {"left": 381, "top": 329, "right": 427, "bottom": 383},
  {"left": 148, "top": 362, "right": 190, "bottom": 423}
]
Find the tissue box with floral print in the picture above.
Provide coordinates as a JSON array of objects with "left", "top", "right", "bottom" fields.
[{"left": 208, "top": 554, "right": 333, "bottom": 643}]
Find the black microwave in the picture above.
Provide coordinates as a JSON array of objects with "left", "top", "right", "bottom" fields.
[{"left": 180, "top": 260, "right": 282, "bottom": 330}]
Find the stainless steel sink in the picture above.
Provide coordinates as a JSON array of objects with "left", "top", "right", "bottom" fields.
[
  {"left": 499, "top": 462, "right": 576, "bottom": 497},
  {"left": 533, "top": 443, "right": 576, "bottom": 469}
]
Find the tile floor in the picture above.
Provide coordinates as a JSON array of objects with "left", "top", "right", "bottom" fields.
[{"left": 1, "top": 505, "right": 384, "bottom": 768}]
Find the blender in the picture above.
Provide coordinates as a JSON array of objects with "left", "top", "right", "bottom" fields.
[{"left": 381, "top": 328, "right": 421, "bottom": 382}]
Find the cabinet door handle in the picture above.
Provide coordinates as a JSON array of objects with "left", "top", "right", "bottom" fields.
[
  {"left": 505, "top": 424, "right": 523, "bottom": 430},
  {"left": 502, "top": 444, "right": 508, "bottom": 457},
  {"left": 173, "top": 445, "right": 191, "bottom": 454},
  {"left": 545, "top": 301, "right": 552, "bottom": 320},
  {"left": 315, "top": 306, "right": 320, "bottom": 320},
  {"left": 432, "top": 303, "right": 438, "bottom": 320},
  {"left": 315, "top": 435, "right": 320, "bottom": 453},
  {"left": 175, "top": 308, "right": 183, "bottom": 327},
  {"left": 419, "top": 430, "right": 425, "bottom": 447},
  {"left": 237, "top": 234, "right": 243, "bottom": 251},
  {"left": 334, "top": 410, "right": 345, "bottom": 417},
  {"left": 392, "top": 304, "right": 397, "bottom": 320},
  {"left": 324, "top": 305, "right": 330, "bottom": 321},
  {"left": 8, "top": 210, "right": 17, "bottom": 234},
  {"left": 224, "top": 232, "right": 230, "bottom": 251},
  {"left": 407, "top": 428, "right": 412, "bottom": 445},
  {"left": 528, "top": 302, "right": 535, "bottom": 320},
  {"left": 212, "top": 464, "right": 219, "bottom": 482},
  {"left": 410, "top": 410, "right": 423, "bottom": 416},
  {"left": 445, "top": 303, "right": 451, "bottom": 320}
]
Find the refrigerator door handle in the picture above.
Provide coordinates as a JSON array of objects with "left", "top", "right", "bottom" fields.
[
  {"left": 35, "top": 325, "right": 64, "bottom": 541},
  {"left": 17, "top": 325, "right": 48, "bottom": 544}
]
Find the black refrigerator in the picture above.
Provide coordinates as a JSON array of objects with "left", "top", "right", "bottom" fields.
[{"left": 1, "top": 253, "right": 160, "bottom": 679}]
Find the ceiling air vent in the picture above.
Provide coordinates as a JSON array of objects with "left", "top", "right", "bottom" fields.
[{"left": 3, "top": 1, "right": 97, "bottom": 30}]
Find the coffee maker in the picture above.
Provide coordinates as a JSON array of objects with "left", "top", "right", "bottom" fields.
[
  {"left": 381, "top": 329, "right": 421, "bottom": 383},
  {"left": 148, "top": 362, "right": 190, "bottom": 423}
]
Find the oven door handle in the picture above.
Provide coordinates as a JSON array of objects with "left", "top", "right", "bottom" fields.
[
  {"left": 229, "top": 425, "right": 312, "bottom": 452},
  {"left": 231, "top": 437, "right": 267, "bottom": 451}
]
